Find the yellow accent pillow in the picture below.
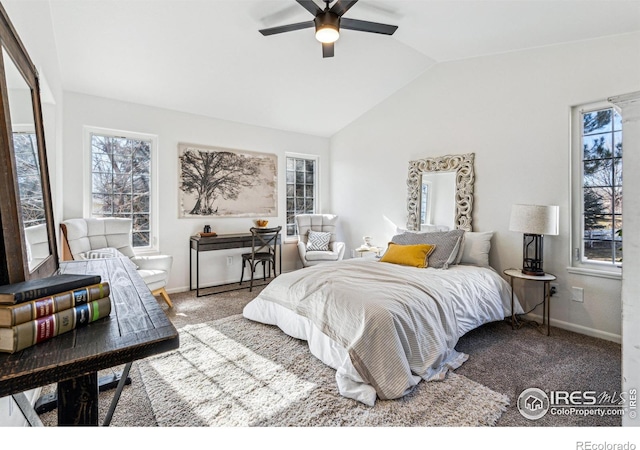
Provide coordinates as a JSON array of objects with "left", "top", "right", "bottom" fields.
[{"left": 379, "top": 242, "right": 436, "bottom": 268}]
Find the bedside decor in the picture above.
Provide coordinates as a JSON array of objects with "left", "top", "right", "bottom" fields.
[{"left": 509, "top": 204, "right": 559, "bottom": 276}]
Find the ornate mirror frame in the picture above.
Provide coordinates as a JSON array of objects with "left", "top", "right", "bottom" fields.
[
  {"left": 406, "top": 153, "right": 475, "bottom": 232},
  {"left": 0, "top": 4, "right": 58, "bottom": 284}
]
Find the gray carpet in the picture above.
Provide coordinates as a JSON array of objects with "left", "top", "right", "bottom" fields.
[
  {"left": 137, "top": 314, "right": 508, "bottom": 426},
  {"left": 39, "top": 284, "right": 622, "bottom": 427}
]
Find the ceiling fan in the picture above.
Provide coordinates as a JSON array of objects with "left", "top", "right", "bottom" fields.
[{"left": 259, "top": 0, "right": 398, "bottom": 58}]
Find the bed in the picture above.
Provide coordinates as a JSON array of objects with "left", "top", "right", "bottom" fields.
[{"left": 243, "top": 230, "right": 522, "bottom": 406}]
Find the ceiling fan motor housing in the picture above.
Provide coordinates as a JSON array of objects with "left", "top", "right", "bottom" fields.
[{"left": 315, "top": 12, "right": 340, "bottom": 34}]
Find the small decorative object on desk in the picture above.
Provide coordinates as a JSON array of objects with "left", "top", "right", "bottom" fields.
[
  {"left": 203, "top": 225, "right": 211, "bottom": 233},
  {"left": 196, "top": 232, "right": 217, "bottom": 237},
  {"left": 363, "top": 236, "right": 372, "bottom": 248},
  {"left": 256, "top": 219, "right": 269, "bottom": 227}
]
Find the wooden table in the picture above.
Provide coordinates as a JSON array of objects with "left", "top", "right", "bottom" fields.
[
  {"left": 190, "top": 232, "right": 282, "bottom": 297},
  {"left": 0, "top": 257, "right": 179, "bottom": 426}
]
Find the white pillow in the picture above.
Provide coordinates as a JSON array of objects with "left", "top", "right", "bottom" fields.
[
  {"left": 306, "top": 230, "right": 331, "bottom": 251},
  {"left": 395, "top": 225, "right": 450, "bottom": 234},
  {"left": 77, "top": 247, "right": 125, "bottom": 260},
  {"left": 459, "top": 231, "right": 493, "bottom": 267}
]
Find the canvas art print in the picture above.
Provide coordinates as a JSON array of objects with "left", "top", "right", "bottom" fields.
[{"left": 178, "top": 143, "right": 277, "bottom": 218}]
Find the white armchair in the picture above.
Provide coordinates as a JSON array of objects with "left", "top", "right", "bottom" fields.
[
  {"left": 295, "top": 214, "right": 345, "bottom": 267},
  {"left": 60, "top": 217, "right": 173, "bottom": 308}
]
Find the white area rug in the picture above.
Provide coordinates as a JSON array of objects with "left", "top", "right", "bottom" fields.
[{"left": 137, "top": 315, "right": 509, "bottom": 426}]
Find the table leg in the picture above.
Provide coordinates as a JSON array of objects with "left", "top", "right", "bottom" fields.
[
  {"left": 545, "top": 281, "right": 551, "bottom": 336},
  {"left": 57, "top": 372, "right": 99, "bottom": 426},
  {"left": 196, "top": 245, "right": 200, "bottom": 297},
  {"left": 510, "top": 276, "right": 515, "bottom": 329}
]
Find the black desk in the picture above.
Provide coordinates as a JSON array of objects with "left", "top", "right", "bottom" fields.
[
  {"left": 189, "top": 233, "right": 282, "bottom": 297},
  {"left": 0, "top": 258, "right": 179, "bottom": 426}
]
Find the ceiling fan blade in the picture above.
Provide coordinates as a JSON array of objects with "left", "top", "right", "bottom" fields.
[
  {"left": 330, "top": 0, "right": 359, "bottom": 17},
  {"left": 296, "top": 0, "right": 322, "bottom": 16},
  {"left": 259, "top": 21, "right": 314, "bottom": 36},
  {"left": 322, "top": 42, "right": 334, "bottom": 58},
  {"left": 340, "top": 18, "right": 398, "bottom": 35}
]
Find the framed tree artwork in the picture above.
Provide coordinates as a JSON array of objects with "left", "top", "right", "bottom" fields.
[{"left": 178, "top": 143, "right": 277, "bottom": 218}]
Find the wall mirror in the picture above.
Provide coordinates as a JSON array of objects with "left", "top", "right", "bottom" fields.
[
  {"left": 406, "top": 153, "right": 475, "bottom": 232},
  {"left": 0, "top": 4, "right": 58, "bottom": 284}
]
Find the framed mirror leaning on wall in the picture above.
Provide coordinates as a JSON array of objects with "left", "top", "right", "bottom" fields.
[
  {"left": 406, "top": 153, "right": 475, "bottom": 232},
  {"left": 0, "top": 3, "right": 58, "bottom": 284}
]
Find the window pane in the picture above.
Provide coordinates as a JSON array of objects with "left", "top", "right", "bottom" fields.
[
  {"left": 295, "top": 171, "right": 304, "bottom": 184},
  {"left": 133, "top": 232, "right": 150, "bottom": 247},
  {"left": 305, "top": 185, "right": 314, "bottom": 197},
  {"left": 583, "top": 109, "right": 612, "bottom": 135},
  {"left": 286, "top": 171, "right": 294, "bottom": 183},
  {"left": 286, "top": 157, "right": 294, "bottom": 171},
  {"left": 583, "top": 134, "right": 613, "bottom": 161},
  {"left": 133, "top": 215, "right": 149, "bottom": 231},
  {"left": 295, "top": 159, "right": 304, "bottom": 171},
  {"left": 295, "top": 185, "right": 304, "bottom": 197},
  {"left": 286, "top": 184, "right": 294, "bottom": 196},
  {"left": 306, "top": 160, "right": 315, "bottom": 173}
]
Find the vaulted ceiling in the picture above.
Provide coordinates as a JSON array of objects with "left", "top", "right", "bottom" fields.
[{"left": 13, "top": 1, "right": 640, "bottom": 136}]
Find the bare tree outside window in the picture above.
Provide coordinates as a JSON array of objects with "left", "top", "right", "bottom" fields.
[
  {"left": 581, "top": 107, "right": 623, "bottom": 264},
  {"left": 13, "top": 132, "right": 45, "bottom": 227},
  {"left": 91, "top": 133, "right": 151, "bottom": 248}
]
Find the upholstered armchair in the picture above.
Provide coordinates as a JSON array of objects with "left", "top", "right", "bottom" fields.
[
  {"left": 295, "top": 214, "right": 345, "bottom": 267},
  {"left": 24, "top": 223, "right": 49, "bottom": 270},
  {"left": 60, "top": 217, "right": 173, "bottom": 307}
]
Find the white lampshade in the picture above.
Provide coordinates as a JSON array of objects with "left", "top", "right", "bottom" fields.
[{"left": 509, "top": 204, "right": 559, "bottom": 236}]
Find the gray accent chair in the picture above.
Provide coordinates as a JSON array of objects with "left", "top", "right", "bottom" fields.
[
  {"left": 295, "top": 214, "right": 345, "bottom": 267},
  {"left": 61, "top": 217, "right": 173, "bottom": 307}
]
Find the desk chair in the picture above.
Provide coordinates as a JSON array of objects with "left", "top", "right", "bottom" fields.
[{"left": 240, "top": 226, "right": 282, "bottom": 292}]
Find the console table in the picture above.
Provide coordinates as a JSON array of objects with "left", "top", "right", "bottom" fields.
[
  {"left": 0, "top": 257, "right": 179, "bottom": 426},
  {"left": 190, "top": 232, "right": 282, "bottom": 297}
]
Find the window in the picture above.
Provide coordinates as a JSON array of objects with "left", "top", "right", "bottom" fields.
[
  {"left": 285, "top": 154, "right": 318, "bottom": 237},
  {"left": 571, "top": 103, "right": 622, "bottom": 271},
  {"left": 88, "top": 128, "right": 156, "bottom": 249}
]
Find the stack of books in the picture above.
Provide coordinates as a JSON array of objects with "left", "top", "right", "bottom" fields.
[{"left": 0, "top": 274, "right": 112, "bottom": 353}]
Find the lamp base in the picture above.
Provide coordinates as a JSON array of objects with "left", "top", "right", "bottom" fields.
[{"left": 522, "top": 268, "right": 546, "bottom": 276}]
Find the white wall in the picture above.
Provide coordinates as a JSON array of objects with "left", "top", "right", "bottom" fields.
[
  {"left": 330, "top": 32, "right": 640, "bottom": 341},
  {"left": 62, "top": 93, "right": 330, "bottom": 292}
]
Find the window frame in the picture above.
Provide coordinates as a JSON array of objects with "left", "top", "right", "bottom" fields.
[
  {"left": 569, "top": 101, "right": 622, "bottom": 279},
  {"left": 83, "top": 126, "right": 159, "bottom": 253},
  {"left": 285, "top": 152, "right": 320, "bottom": 242}
]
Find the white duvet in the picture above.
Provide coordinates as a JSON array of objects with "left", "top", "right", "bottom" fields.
[{"left": 243, "top": 258, "right": 521, "bottom": 406}]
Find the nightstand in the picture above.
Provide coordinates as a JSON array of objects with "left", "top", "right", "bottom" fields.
[
  {"left": 355, "top": 246, "right": 381, "bottom": 258},
  {"left": 503, "top": 268, "right": 556, "bottom": 336}
]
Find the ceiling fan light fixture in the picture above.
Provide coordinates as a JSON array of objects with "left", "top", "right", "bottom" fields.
[
  {"left": 315, "top": 26, "right": 339, "bottom": 43},
  {"left": 314, "top": 12, "right": 340, "bottom": 43}
]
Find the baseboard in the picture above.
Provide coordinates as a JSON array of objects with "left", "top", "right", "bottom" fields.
[{"left": 524, "top": 313, "right": 621, "bottom": 344}]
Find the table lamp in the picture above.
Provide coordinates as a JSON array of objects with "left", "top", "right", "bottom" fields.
[{"left": 509, "top": 204, "right": 559, "bottom": 276}]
